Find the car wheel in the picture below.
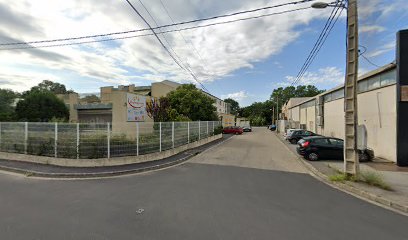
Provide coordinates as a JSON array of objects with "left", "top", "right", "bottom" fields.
[
  {"left": 307, "top": 152, "right": 319, "bottom": 161},
  {"left": 290, "top": 139, "right": 297, "bottom": 144},
  {"left": 359, "top": 152, "right": 370, "bottom": 162}
]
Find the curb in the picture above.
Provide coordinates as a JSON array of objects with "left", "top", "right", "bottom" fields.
[
  {"left": 274, "top": 132, "right": 408, "bottom": 216},
  {"left": 0, "top": 135, "right": 232, "bottom": 179}
]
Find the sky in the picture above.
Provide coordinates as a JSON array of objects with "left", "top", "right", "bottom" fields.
[{"left": 0, "top": 0, "right": 406, "bottom": 106}]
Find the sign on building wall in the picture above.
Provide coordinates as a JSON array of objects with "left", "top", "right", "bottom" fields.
[{"left": 127, "top": 93, "right": 147, "bottom": 122}]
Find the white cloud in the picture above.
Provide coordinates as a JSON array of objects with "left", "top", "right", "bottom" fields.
[
  {"left": 221, "top": 91, "right": 249, "bottom": 101},
  {"left": 360, "top": 25, "right": 385, "bottom": 34},
  {"left": 366, "top": 41, "right": 395, "bottom": 58},
  {"left": 0, "top": 0, "right": 334, "bottom": 93},
  {"left": 284, "top": 67, "right": 344, "bottom": 87}
]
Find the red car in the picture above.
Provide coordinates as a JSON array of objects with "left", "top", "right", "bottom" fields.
[{"left": 222, "top": 126, "right": 243, "bottom": 134}]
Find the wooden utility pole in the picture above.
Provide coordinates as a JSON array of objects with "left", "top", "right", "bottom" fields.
[{"left": 344, "top": 0, "right": 359, "bottom": 175}]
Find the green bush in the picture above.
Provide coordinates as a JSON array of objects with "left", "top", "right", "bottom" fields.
[{"left": 214, "top": 126, "right": 223, "bottom": 135}]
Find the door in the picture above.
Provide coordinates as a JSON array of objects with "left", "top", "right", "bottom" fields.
[
  {"left": 328, "top": 138, "right": 344, "bottom": 160},
  {"left": 311, "top": 138, "right": 331, "bottom": 159}
]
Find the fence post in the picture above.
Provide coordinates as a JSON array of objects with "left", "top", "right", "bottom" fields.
[
  {"left": 107, "top": 122, "right": 110, "bottom": 159},
  {"left": 198, "top": 120, "right": 201, "bottom": 140},
  {"left": 212, "top": 121, "right": 215, "bottom": 135},
  {"left": 187, "top": 122, "right": 190, "bottom": 143},
  {"left": 54, "top": 122, "right": 58, "bottom": 158},
  {"left": 207, "top": 121, "right": 209, "bottom": 137},
  {"left": 136, "top": 122, "right": 139, "bottom": 156},
  {"left": 24, "top": 122, "right": 28, "bottom": 154},
  {"left": 159, "top": 122, "right": 162, "bottom": 152},
  {"left": 172, "top": 122, "right": 175, "bottom": 148},
  {"left": 76, "top": 123, "right": 79, "bottom": 159}
]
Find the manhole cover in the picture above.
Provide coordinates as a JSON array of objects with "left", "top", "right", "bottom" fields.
[{"left": 136, "top": 208, "right": 144, "bottom": 214}]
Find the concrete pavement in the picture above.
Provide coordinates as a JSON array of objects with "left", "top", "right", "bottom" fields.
[
  {"left": 0, "top": 128, "right": 407, "bottom": 239},
  {"left": 191, "top": 127, "right": 307, "bottom": 173}
]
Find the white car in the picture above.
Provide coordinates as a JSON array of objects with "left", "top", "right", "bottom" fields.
[{"left": 284, "top": 128, "right": 302, "bottom": 140}]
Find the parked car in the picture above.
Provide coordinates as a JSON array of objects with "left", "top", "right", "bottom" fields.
[
  {"left": 269, "top": 124, "right": 276, "bottom": 131},
  {"left": 243, "top": 126, "right": 252, "bottom": 132},
  {"left": 287, "top": 130, "right": 317, "bottom": 144},
  {"left": 222, "top": 126, "right": 243, "bottom": 134},
  {"left": 284, "top": 128, "right": 302, "bottom": 139},
  {"left": 296, "top": 136, "right": 374, "bottom": 161}
]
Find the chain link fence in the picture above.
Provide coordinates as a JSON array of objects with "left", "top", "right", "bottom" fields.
[{"left": 0, "top": 121, "right": 222, "bottom": 159}]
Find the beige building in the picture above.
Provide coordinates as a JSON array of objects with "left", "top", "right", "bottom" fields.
[{"left": 285, "top": 62, "right": 397, "bottom": 162}]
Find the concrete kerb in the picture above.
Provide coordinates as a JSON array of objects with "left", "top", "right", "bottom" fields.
[
  {"left": 0, "top": 134, "right": 232, "bottom": 179},
  {"left": 274, "top": 132, "right": 408, "bottom": 216}
]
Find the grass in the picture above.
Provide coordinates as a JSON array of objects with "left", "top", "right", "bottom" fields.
[{"left": 329, "top": 169, "right": 392, "bottom": 191}]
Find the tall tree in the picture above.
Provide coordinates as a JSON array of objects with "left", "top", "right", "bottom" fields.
[
  {"left": 15, "top": 91, "right": 69, "bottom": 122},
  {"left": 24, "top": 80, "right": 75, "bottom": 96},
  {"left": 224, "top": 98, "right": 240, "bottom": 115},
  {"left": 270, "top": 85, "right": 324, "bottom": 105},
  {"left": 0, "top": 89, "right": 18, "bottom": 121},
  {"left": 167, "top": 84, "right": 218, "bottom": 121}
]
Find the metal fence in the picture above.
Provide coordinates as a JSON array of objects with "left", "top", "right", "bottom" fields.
[{"left": 0, "top": 121, "right": 222, "bottom": 159}]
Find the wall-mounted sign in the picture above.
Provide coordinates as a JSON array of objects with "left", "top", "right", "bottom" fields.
[
  {"left": 127, "top": 93, "right": 147, "bottom": 121},
  {"left": 401, "top": 86, "right": 408, "bottom": 102}
]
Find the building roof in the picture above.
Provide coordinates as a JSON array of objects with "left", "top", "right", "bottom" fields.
[{"left": 287, "top": 62, "right": 397, "bottom": 109}]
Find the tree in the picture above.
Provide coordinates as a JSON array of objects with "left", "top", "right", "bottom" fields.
[
  {"left": 270, "top": 85, "right": 324, "bottom": 106},
  {"left": 167, "top": 84, "right": 218, "bottom": 121},
  {"left": 0, "top": 89, "right": 18, "bottom": 121},
  {"left": 81, "top": 94, "right": 100, "bottom": 103},
  {"left": 15, "top": 91, "right": 69, "bottom": 122},
  {"left": 224, "top": 98, "right": 240, "bottom": 115},
  {"left": 23, "top": 80, "right": 75, "bottom": 96},
  {"left": 239, "top": 100, "right": 272, "bottom": 126}
]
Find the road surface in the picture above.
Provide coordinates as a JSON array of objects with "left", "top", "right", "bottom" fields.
[{"left": 0, "top": 127, "right": 407, "bottom": 239}]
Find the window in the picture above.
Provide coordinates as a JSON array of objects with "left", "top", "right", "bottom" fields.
[
  {"left": 331, "top": 89, "right": 344, "bottom": 100},
  {"left": 380, "top": 69, "right": 396, "bottom": 86},
  {"left": 367, "top": 75, "right": 380, "bottom": 90},
  {"left": 358, "top": 80, "right": 368, "bottom": 92},
  {"left": 323, "top": 94, "right": 332, "bottom": 103},
  {"left": 313, "top": 138, "right": 329, "bottom": 145},
  {"left": 304, "top": 131, "right": 312, "bottom": 136},
  {"left": 328, "top": 138, "right": 343, "bottom": 146}
]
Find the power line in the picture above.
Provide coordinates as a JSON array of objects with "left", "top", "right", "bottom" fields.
[
  {"left": 290, "top": 1, "right": 344, "bottom": 86},
  {"left": 159, "top": 0, "right": 223, "bottom": 93},
  {"left": 137, "top": 0, "right": 209, "bottom": 92},
  {"left": 124, "top": 0, "right": 209, "bottom": 91},
  {"left": 291, "top": 1, "right": 342, "bottom": 85},
  {"left": 0, "top": 6, "right": 311, "bottom": 51},
  {"left": 0, "top": 0, "right": 315, "bottom": 47}
]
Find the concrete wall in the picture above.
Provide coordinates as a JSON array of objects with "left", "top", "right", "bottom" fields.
[
  {"left": 306, "top": 104, "right": 316, "bottom": 132},
  {"left": 320, "top": 85, "right": 396, "bottom": 162},
  {"left": 322, "top": 98, "right": 344, "bottom": 138},
  {"left": 357, "top": 85, "right": 396, "bottom": 161},
  {"left": 291, "top": 106, "right": 300, "bottom": 122},
  {"left": 57, "top": 93, "right": 79, "bottom": 122}
]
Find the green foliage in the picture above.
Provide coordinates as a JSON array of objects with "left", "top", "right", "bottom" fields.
[
  {"left": 214, "top": 125, "right": 223, "bottom": 135},
  {"left": 0, "top": 88, "right": 18, "bottom": 121},
  {"left": 81, "top": 94, "right": 100, "bottom": 103},
  {"left": 239, "top": 100, "right": 272, "bottom": 126},
  {"left": 167, "top": 84, "right": 218, "bottom": 121},
  {"left": 224, "top": 98, "right": 240, "bottom": 115},
  {"left": 15, "top": 91, "right": 69, "bottom": 122},
  {"left": 360, "top": 171, "right": 392, "bottom": 191},
  {"left": 24, "top": 80, "right": 74, "bottom": 96}
]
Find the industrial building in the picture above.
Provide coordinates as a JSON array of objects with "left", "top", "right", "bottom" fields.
[{"left": 57, "top": 80, "right": 233, "bottom": 130}]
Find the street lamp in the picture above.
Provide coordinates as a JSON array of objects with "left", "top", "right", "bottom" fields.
[{"left": 312, "top": 0, "right": 360, "bottom": 176}]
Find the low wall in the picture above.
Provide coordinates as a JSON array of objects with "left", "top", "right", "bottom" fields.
[{"left": 0, "top": 134, "right": 222, "bottom": 167}]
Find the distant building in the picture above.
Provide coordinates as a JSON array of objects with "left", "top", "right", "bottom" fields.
[{"left": 57, "top": 80, "right": 232, "bottom": 128}]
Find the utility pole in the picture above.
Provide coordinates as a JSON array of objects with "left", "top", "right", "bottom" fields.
[
  {"left": 343, "top": 0, "right": 359, "bottom": 176},
  {"left": 276, "top": 95, "right": 279, "bottom": 124}
]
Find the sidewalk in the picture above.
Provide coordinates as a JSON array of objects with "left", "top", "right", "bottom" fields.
[
  {"left": 0, "top": 135, "right": 231, "bottom": 178},
  {"left": 275, "top": 132, "right": 408, "bottom": 214}
]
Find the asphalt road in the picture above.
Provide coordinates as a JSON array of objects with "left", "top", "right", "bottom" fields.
[{"left": 0, "top": 127, "right": 407, "bottom": 239}]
